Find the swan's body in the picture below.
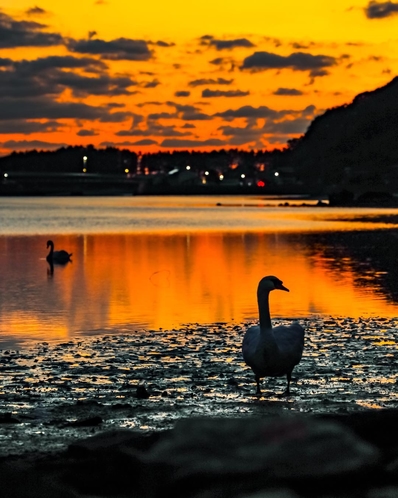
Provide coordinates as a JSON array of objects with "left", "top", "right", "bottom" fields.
[
  {"left": 242, "top": 275, "right": 304, "bottom": 395},
  {"left": 46, "top": 240, "right": 72, "bottom": 264}
]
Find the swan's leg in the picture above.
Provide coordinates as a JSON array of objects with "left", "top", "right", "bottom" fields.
[
  {"left": 255, "top": 375, "right": 262, "bottom": 395},
  {"left": 280, "top": 371, "right": 292, "bottom": 397}
]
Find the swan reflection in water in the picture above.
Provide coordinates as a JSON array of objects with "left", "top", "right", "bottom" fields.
[
  {"left": 242, "top": 276, "right": 305, "bottom": 397},
  {"left": 46, "top": 239, "right": 72, "bottom": 276}
]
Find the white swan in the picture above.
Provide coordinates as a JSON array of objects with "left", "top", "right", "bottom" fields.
[
  {"left": 46, "top": 240, "right": 72, "bottom": 264},
  {"left": 242, "top": 275, "right": 304, "bottom": 396}
]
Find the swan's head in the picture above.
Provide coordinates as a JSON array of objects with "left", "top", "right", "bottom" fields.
[
  {"left": 46, "top": 240, "right": 54, "bottom": 248},
  {"left": 258, "top": 275, "right": 289, "bottom": 296}
]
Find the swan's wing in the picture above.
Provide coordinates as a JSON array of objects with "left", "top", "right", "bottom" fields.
[
  {"left": 52, "top": 250, "right": 72, "bottom": 263},
  {"left": 242, "top": 325, "right": 260, "bottom": 363},
  {"left": 273, "top": 323, "right": 305, "bottom": 366},
  {"left": 55, "top": 250, "right": 71, "bottom": 257}
]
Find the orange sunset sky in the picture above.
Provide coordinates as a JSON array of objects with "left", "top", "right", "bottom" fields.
[{"left": 1, "top": 0, "right": 398, "bottom": 156}]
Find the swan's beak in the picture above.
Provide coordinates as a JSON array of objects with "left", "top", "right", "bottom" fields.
[{"left": 278, "top": 283, "right": 289, "bottom": 292}]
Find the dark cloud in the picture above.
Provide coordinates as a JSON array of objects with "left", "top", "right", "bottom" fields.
[
  {"left": 147, "top": 103, "right": 212, "bottom": 121},
  {"left": 241, "top": 51, "right": 336, "bottom": 75},
  {"left": 214, "top": 104, "right": 318, "bottom": 144},
  {"left": 209, "top": 57, "right": 228, "bottom": 65},
  {"left": 142, "top": 79, "right": 160, "bottom": 88},
  {"left": 136, "top": 101, "right": 163, "bottom": 107},
  {"left": 77, "top": 129, "right": 99, "bottom": 136},
  {"left": 208, "top": 57, "right": 237, "bottom": 74},
  {"left": 0, "top": 57, "right": 136, "bottom": 99},
  {"left": 204, "top": 37, "right": 255, "bottom": 50},
  {"left": 97, "top": 111, "right": 133, "bottom": 123},
  {"left": 0, "top": 120, "right": 60, "bottom": 134},
  {"left": 100, "top": 139, "right": 159, "bottom": 146},
  {"left": 116, "top": 122, "right": 190, "bottom": 137},
  {"left": 175, "top": 91, "right": 190, "bottom": 97},
  {"left": 218, "top": 109, "right": 314, "bottom": 145},
  {"left": 365, "top": 1, "right": 398, "bottom": 18},
  {"left": 26, "top": 6, "right": 47, "bottom": 16},
  {"left": 0, "top": 12, "right": 63, "bottom": 48},
  {"left": 218, "top": 125, "right": 264, "bottom": 146},
  {"left": 200, "top": 35, "right": 213, "bottom": 42},
  {"left": 262, "top": 117, "right": 312, "bottom": 134},
  {"left": 302, "top": 104, "right": 317, "bottom": 116},
  {"left": 160, "top": 138, "right": 226, "bottom": 148},
  {"left": 130, "top": 139, "right": 158, "bottom": 145},
  {"left": 291, "top": 42, "right": 312, "bottom": 49},
  {"left": 174, "top": 103, "right": 212, "bottom": 121},
  {"left": 53, "top": 72, "right": 137, "bottom": 97},
  {"left": 105, "top": 103, "right": 126, "bottom": 109},
  {"left": 147, "top": 112, "right": 176, "bottom": 120},
  {"left": 67, "top": 37, "right": 152, "bottom": 61},
  {"left": 188, "top": 77, "right": 233, "bottom": 87},
  {"left": 273, "top": 87, "right": 303, "bottom": 96},
  {"left": 309, "top": 68, "right": 329, "bottom": 78},
  {"left": 214, "top": 105, "right": 280, "bottom": 120},
  {"left": 202, "top": 89, "right": 249, "bottom": 98},
  {"left": 0, "top": 97, "right": 131, "bottom": 122},
  {"left": 150, "top": 40, "right": 175, "bottom": 47},
  {"left": 22, "top": 55, "right": 107, "bottom": 71},
  {"left": 0, "top": 140, "right": 68, "bottom": 151}
]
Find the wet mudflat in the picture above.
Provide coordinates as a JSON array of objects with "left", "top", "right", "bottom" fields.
[{"left": 1, "top": 316, "right": 397, "bottom": 457}]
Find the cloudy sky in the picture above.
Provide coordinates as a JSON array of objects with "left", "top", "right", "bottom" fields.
[{"left": 0, "top": 0, "right": 397, "bottom": 155}]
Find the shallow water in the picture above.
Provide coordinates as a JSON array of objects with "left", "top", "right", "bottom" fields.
[
  {"left": 1, "top": 196, "right": 398, "bottom": 347},
  {"left": 0, "top": 316, "right": 397, "bottom": 456}
]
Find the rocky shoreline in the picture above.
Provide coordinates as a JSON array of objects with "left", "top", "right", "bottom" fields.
[
  {"left": 2, "top": 409, "right": 398, "bottom": 497},
  {"left": 1, "top": 317, "right": 398, "bottom": 496}
]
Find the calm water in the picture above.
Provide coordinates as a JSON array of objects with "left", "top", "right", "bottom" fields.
[{"left": 1, "top": 195, "right": 398, "bottom": 347}]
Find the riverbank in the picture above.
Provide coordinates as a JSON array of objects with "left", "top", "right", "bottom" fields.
[
  {"left": 1, "top": 409, "right": 398, "bottom": 498},
  {"left": 1, "top": 316, "right": 397, "bottom": 456},
  {"left": 1, "top": 317, "right": 398, "bottom": 496}
]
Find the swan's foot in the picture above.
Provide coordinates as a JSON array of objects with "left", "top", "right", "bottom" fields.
[{"left": 277, "top": 389, "right": 291, "bottom": 398}]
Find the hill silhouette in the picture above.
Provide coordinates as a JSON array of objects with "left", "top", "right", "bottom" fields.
[{"left": 281, "top": 76, "right": 398, "bottom": 197}]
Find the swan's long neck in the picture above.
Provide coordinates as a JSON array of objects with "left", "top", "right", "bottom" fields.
[
  {"left": 258, "top": 290, "right": 272, "bottom": 331},
  {"left": 47, "top": 243, "right": 54, "bottom": 257},
  {"left": 258, "top": 290, "right": 279, "bottom": 355}
]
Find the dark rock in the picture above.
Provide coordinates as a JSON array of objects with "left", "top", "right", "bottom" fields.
[
  {"left": 68, "top": 428, "right": 164, "bottom": 456},
  {"left": 141, "top": 416, "right": 380, "bottom": 497},
  {"left": 65, "top": 416, "right": 102, "bottom": 427},
  {"left": 137, "top": 385, "right": 150, "bottom": 399},
  {"left": 320, "top": 409, "right": 398, "bottom": 453},
  {"left": 0, "top": 413, "right": 21, "bottom": 424},
  {"left": 2, "top": 413, "right": 398, "bottom": 498}
]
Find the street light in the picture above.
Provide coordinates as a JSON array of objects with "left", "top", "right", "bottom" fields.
[{"left": 83, "top": 155, "right": 88, "bottom": 173}]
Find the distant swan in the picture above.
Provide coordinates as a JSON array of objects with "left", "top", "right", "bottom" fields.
[
  {"left": 46, "top": 240, "right": 72, "bottom": 264},
  {"left": 242, "top": 275, "right": 305, "bottom": 396}
]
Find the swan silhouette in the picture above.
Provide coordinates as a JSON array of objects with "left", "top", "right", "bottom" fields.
[
  {"left": 46, "top": 240, "right": 72, "bottom": 264},
  {"left": 242, "top": 275, "right": 305, "bottom": 396}
]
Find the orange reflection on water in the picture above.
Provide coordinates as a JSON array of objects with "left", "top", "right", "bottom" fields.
[{"left": 0, "top": 230, "right": 397, "bottom": 344}]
